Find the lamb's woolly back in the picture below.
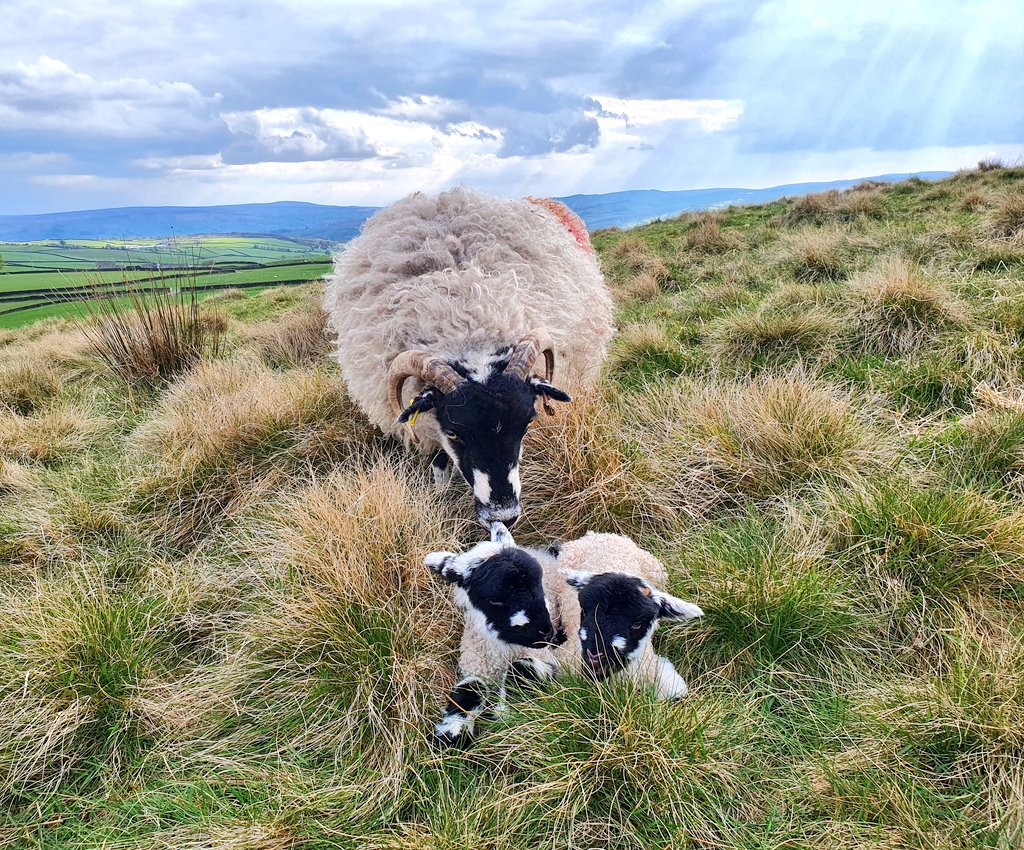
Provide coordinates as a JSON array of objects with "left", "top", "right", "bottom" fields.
[{"left": 324, "top": 188, "right": 614, "bottom": 441}]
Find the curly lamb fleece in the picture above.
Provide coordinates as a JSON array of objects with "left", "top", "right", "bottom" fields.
[
  {"left": 548, "top": 531, "right": 696, "bottom": 699},
  {"left": 323, "top": 187, "right": 614, "bottom": 449}
]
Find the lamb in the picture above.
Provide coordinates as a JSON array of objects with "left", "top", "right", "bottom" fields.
[
  {"left": 425, "top": 525, "right": 564, "bottom": 745},
  {"left": 552, "top": 531, "right": 704, "bottom": 700},
  {"left": 426, "top": 527, "right": 702, "bottom": 745},
  {"left": 324, "top": 187, "right": 614, "bottom": 527}
]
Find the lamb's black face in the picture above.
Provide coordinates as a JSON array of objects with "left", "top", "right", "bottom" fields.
[
  {"left": 399, "top": 366, "right": 571, "bottom": 528},
  {"left": 573, "top": 573, "right": 660, "bottom": 678},
  {"left": 426, "top": 543, "right": 558, "bottom": 648}
]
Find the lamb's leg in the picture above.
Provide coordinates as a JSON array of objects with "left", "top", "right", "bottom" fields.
[
  {"left": 431, "top": 450, "right": 452, "bottom": 489},
  {"left": 434, "top": 675, "right": 487, "bottom": 746},
  {"left": 507, "top": 652, "right": 558, "bottom": 694},
  {"left": 648, "top": 655, "right": 690, "bottom": 700}
]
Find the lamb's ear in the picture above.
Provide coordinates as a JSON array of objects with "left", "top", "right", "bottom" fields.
[
  {"left": 425, "top": 551, "right": 468, "bottom": 585},
  {"left": 398, "top": 388, "right": 441, "bottom": 424},
  {"left": 654, "top": 591, "right": 704, "bottom": 621},
  {"left": 559, "top": 567, "right": 595, "bottom": 589}
]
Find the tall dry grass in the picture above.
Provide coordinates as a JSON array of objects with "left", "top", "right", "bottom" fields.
[
  {"left": 84, "top": 285, "right": 227, "bottom": 387},
  {"left": 129, "top": 358, "right": 376, "bottom": 547}
]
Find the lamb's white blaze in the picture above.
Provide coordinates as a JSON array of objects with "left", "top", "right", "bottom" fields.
[
  {"left": 507, "top": 464, "right": 521, "bottom": 499},
  {"left": 472, "top": 469, "right": 492, "bottom": 503},
  {"left": 611, "top": 635, "right": 627, "bottom": 651},
  {"left": 509, "top": 610, "right": 530, "bottom": 627},
  {"left": 579, "top": 627, "right": 588, "bottom": 641}
]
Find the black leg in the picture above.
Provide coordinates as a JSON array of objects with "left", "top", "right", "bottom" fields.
[{"left": 434, "top": 676, "right": 485, "bottom": 746}]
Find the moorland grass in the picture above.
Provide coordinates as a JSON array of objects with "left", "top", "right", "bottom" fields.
[{"left": 3, "top": 167, "right": 1024, "bottom": 848}]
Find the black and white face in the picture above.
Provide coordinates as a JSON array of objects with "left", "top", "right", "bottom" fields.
[
  {"left": 561, "top": 569, "right": 704, "bottom": 679},
  {"left": 426, "top": 541, "right": 558, "bottom": 648},
  {"left": 399, "top": 366, "right": 571, "bottom": 528}
]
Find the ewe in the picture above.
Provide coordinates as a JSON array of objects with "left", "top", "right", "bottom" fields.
[{"left": 325, "top": 188, "right": 613, "bottom": 527}]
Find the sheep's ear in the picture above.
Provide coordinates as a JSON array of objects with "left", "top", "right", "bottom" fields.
[
  {"left": 397, "top": 388, "right": 440, "bottom": 424},
  {"left": 530, "top": 378, "right": 572, "bottom": 404},
  {"left": 425, "top": 551, "right": 467, "bottom": 585},
  {"left": 559, "top": 567, "right": 595, "bottom": 589},
  {"left": 654, "top": 591, "right": 704, "bottom": 621},
  {"left": 490, "top": 522, "right": 515, "bottom": 548}
]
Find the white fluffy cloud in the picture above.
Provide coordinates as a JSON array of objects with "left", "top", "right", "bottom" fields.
[{"left": 0, "top": 56, "right": 221, "bottom": 138}]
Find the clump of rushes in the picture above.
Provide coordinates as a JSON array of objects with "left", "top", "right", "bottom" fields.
[
  {"left": 639, "top": 372, "right": 884, "bottom": 503},
  {"left": 707, "top": 305, "right": 840, "bottom": 367},
  {"left": 129, "top": 358, "right": 376, "bottom": 548},
  {"left": 844, "top": 256, "right": 967, "bottom": 356},
  {"left": 992, "top": 187, "right": 1024, "bottom": 237},
  {"left": 244, "top": 296, "right": 330, "bottom": 368},
  {"left": 222, "top": 458, "right": 467, "bottom": 791},
  {"left": 84, "top": 282, "right": 226, "bottom": 387}
]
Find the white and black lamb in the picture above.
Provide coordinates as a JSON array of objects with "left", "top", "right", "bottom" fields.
[{"left": 324, "top": 187, "right": 614, "bottom": 527}]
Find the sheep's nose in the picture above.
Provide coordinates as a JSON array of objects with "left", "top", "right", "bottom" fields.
[{"left": 585, "top": 649, "right": 604, "bottom": 666}]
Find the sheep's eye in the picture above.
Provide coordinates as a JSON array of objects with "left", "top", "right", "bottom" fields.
[
  {"left": 489, "top": 600, "right": 504, "bottom": 608},
  {"left": 631, "top": 620, "right": 646, "bottom": 631},
  {"left": 444, "top": 430, "right": 459, "bottom": 442}
]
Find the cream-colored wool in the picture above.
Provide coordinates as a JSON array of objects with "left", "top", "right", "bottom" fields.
[
  {"left": 548, "top": 531, "right": 667, "bottom": 673},
  {"left": 323, "top": 187, "right": 614, "bottom": 452}
]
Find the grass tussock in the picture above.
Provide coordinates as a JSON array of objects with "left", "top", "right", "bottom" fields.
[
  {"left": 0, "top": 569, "right": 211, "bottom": 802},
  {"left": 992, "top": 187, "right": 1024, "bottom": 237},
  {"left": 0, "top": 403, "right": 105, "bottom": 465},
  {"left": 683, "top": 213, "right": 743, "bottom": 254},
  {"left": 243, "top": 297, "right": 330, "bottom": 368},
  {"left": 707, "top": 305, "right": 840, "bottom": 366},
  {"left": 519, "top": 388, "right": 691, "bottom": 540},
  {"left": 84, "top": 287, "right": 227, "bottom": 387},
  {"left": 218, "top": 459, "right": 466, "bottom": 788},
  {"left": 845, "top": 256, "right": 967, "bottom": 356},
  {"left": 600, "top": 234, "right": 670, "bottom": 301},
  {"left": 777, "top": 228, "right": 854, "bottom": 282},
  {"left": 129, "top": 358, "right": 375, "bottom": 548},
  {"left": 0, "top": 359, "right": 63, "bottom": 415},
  {"left": 783, "top": 187, "right": 884, "bottom": 225},
  {"left": 641, "top": 373, "right": 885, "bottom": 502}
]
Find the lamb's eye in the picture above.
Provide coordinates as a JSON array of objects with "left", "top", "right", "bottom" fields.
[
  {"left": 489, "top": 600, "right": 504, "bottom": 608},
  {"left": 631, "top": 620, "right": 646, "bottom": 631},
  {"left": 444, "top": 431, "right": 459, "bottom": 442}
]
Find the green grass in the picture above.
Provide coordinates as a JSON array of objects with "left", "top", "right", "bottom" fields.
[{"left": 3, "top": 168, "right": 1024, "bottom": 849}]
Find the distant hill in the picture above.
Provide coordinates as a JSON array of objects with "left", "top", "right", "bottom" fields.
[{"left": 0, "top": 173, "right": 952, "bottom": 241}]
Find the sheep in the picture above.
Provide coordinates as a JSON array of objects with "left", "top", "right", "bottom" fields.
[
  {"left": 426, "top": 526, "right": 702, "bottom": 745},
  {"left": 425, "top": 525, "right": 564, "bottom": 746},
  {"left": 324, "top": 187, "right": 614, "bottom": 527},
  {"left": 552, "top": 531, "right": 704, "bottom": 699}
]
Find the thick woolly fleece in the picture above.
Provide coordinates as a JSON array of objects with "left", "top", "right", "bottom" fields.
[
  {"left": 549, "top": 532, "right": 689, "bottom": 698},
  {"left": 323, "top": 187, "right": 614, "bottom": 451}
]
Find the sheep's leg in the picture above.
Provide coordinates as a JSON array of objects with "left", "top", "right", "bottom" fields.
[
  {"left": 431, "top": 450, "right": 452, "bottom": 489},
  {"left": 507, "top": 654, "right": 558, "bottom": 693},
  {"left": 434, "top": 675, "right": 487, "bottom": 746}
]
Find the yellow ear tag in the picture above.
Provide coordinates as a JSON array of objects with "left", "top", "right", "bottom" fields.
[{"left": 408, "top": 410, "right": 420, "bottom": 429}]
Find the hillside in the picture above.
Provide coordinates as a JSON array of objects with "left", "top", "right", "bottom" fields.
[
  {"left": 0, "top": 172, "right": 952, "bottom": 241},
  {"left": 2, "top": 164, "right": 1024, "bottom": 849}
]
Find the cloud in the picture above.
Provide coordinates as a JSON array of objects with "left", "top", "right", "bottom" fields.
[
  {"left": 0, "top": 56, "right": 222, "bottom": 139},
  {"left": 220, "top": 107, "right": 379, "bottom": 163}
]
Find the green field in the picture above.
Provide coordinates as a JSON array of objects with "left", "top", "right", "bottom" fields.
[
  {"left": 0, "top": 235, "right": 332, "bottom": 328},
  {"left": 3, "top": 166, "right": 1024, "bottom": 848}
]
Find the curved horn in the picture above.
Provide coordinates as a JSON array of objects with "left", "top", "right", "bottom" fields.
[
  {"left": 504, "top": 328, "right": 555, "bottom": 383},
  {"left": 388, "top": 350, "right": 465, "bottom": 416}
]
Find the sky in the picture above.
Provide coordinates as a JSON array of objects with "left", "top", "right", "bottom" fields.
[{"left": 0, "top": 0, "right": 1022, "bottom": 215}]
